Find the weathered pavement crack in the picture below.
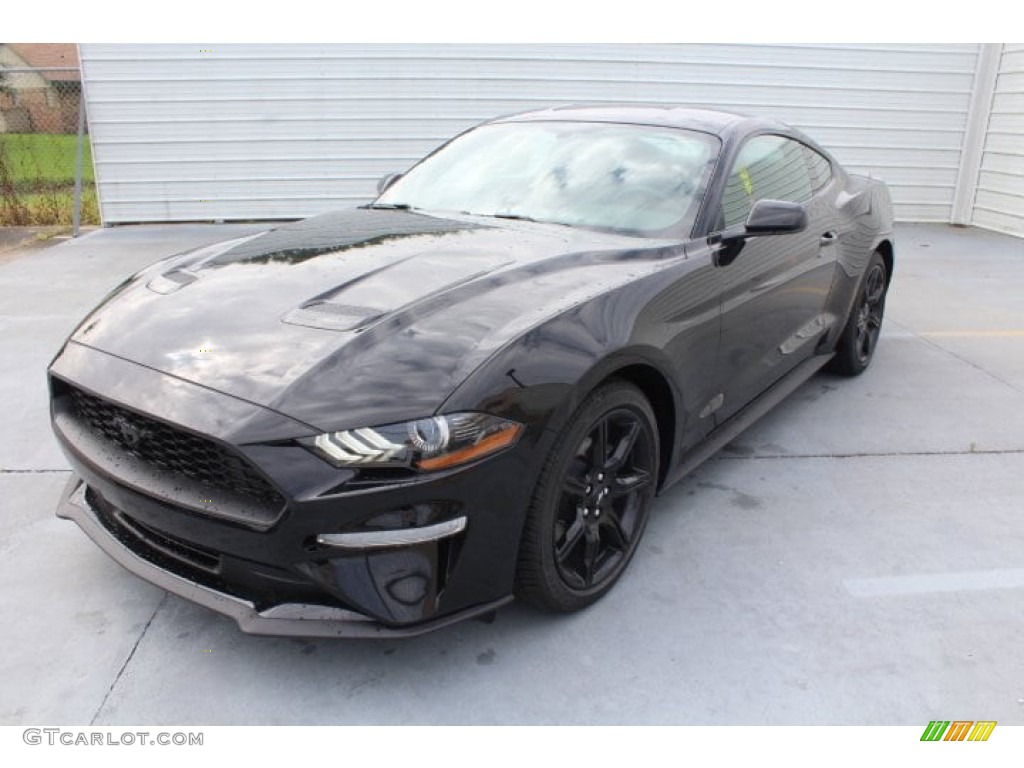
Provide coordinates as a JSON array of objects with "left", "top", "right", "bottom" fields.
[
  {"left": 889, "top": 318, "right": 1024, "bottom": 396},
  {"left": 90, "top": 593, "right": 168, "bottom": 725}
]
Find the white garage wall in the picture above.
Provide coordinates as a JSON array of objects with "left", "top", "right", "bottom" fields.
[
  {"left": 80, "top": 43, "right": 981, "bottom": 225},
  {"left": 973, "top": 43, "right": 1024, "bottom": 236}
]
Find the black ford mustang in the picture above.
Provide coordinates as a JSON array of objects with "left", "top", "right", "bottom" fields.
[{"left": 50, "top": 107, "right": 894, "bottom": 637}]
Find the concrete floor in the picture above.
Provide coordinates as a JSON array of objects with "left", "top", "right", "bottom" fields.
[{"left": 1, "top": 222, "right": 1022, "bottom": 725}]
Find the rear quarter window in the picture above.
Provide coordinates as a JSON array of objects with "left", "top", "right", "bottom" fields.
[{"left": 802, "top": 144, "right": 833, "bottom": 194}]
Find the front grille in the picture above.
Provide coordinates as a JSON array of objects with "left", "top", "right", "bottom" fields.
[
  {"left": 65, "top": 386, "right": 285, "bottom": 510},
  {"left": 88, "top": 487, "right": 222, "bottom": 575}
]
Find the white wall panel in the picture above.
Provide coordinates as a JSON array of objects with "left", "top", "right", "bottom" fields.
[
  {"left": 80, "top": 44, "right": 981, "bottom": 224},
  {"left": 973, "top": 44, "right": 1024, "bottom": 236}
]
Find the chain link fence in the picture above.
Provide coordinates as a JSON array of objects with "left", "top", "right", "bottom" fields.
[{"left": 0, "top": 64, "right": 97, "bottom": 230}]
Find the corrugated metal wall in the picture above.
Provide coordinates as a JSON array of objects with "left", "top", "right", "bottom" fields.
[
  {"left": 973, "top": 43, "right": 1024, "bottom": 236},
  {"left": 80, "top": 43, "right": 982, "bottom": 225}
]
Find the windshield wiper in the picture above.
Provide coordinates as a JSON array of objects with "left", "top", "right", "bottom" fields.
[
  {"left": 489, "top": 213, "right": 577, "bottom": 229},
  {"left": 491, "top": 213, "right": 537, "bottom": 222},
  {"left": 362, "top": 203, "right": 414, "bottom": 210}
]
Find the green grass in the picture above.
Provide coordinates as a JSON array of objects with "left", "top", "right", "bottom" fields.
[
  {"left": 0, "top": 189, "right": 98, "bottom": 226},
  {"left": 0, "top": 134, "right": 98, "bottom": 225},
  {"left": 0, "top": 133, "right": 95, "bottom": 187}
]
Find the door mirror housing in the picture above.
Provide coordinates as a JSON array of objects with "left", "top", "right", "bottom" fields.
[
  {"left": 709, "top": 200, "right": 809, "bottom": 266},
  {"left": 712, "top": 199, "right": 809, "bottom": 247},
  {"left": 377, "top": 172, "right": 403, "bottom": 195},
  {"left": 743, "top": 199, "right": 808, "bottom": 235}
]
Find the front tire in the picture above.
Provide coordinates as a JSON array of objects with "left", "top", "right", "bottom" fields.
[
  {"left": 829, "top": 251, "right": 888, "bottom": 376},
  {"left": 515, "top": 381, "right": 659, "bottom": 613}
]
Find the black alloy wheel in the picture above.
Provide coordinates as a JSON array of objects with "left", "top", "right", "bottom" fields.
[
  {"left": 829, "top": 251, "right": 889, "bottom": 376},
  {"left": 516, "top": 381, "right": 659, "bottom": 612},
  {"left": 854, "top": 261, "right": 887, "bottom": 367}
]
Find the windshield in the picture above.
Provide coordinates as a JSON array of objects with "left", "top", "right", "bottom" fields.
[{"left": 376, "top": 121, "right": 720, "bottom": 237}]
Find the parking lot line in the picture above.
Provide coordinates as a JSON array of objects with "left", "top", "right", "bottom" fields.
[
  {"left": 921, "top": 330, "right": 1024, "bottom": 338},
  {"left": 845, "top": 568, "right": 1024, "bottom": 598}
]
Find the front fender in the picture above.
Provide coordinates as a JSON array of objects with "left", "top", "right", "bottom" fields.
[{"left": 440, "top": 309, "right": 690, "bottom": 491}]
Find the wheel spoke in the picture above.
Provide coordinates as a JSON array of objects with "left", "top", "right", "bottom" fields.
[
  {"left": 555, "top": 517, "right": 586, "bottom": 563},
  {"left": 601, "top": 509, "right": 630, "bottom": 551},
  {"left": 865, "top": 269, "right": 885, "bottom": 303},
  {"left": 859, "top": 327, "right": 875, "bottom": 359},
  {"left": 605, "top": 421, "right": 640, "bottom": 471},
  {"left": 582, "top": 527, "right": 601, "bottom": 586},
  {"left": 591, "top": 418, "right": 609, "bottom": 467},
  {"left": 563, "top": 475, "right": 589, "bottom": 499},
  {"left": 612, "top": 469, "right": 652, "bottom": 497}
]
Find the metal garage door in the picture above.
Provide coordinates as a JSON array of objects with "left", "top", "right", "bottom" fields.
[
  {"left": 973, "top": 43, "right": 1024, "bottom": 236},
  {"left": 80, "top": 43, "right": 980, "bottom": 225}
]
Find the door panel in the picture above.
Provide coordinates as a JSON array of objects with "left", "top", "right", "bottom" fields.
[{"left": 711, "top": 135, "right": 839, "bottom": 423}]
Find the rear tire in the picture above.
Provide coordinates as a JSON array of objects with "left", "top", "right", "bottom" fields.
[
  {"left": 515, "top": 381, "right": 658, "bottom": 613},
  {"left": 829, "top": 251, "right": 888, "bottom": 376}
]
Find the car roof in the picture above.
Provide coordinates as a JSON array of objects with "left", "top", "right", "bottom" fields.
[{"left": 491, "top": 105, "right": 791, "bottom": 140}]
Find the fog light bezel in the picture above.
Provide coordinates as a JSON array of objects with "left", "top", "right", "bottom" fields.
[{"left": 316, "top": 516, "right": 467, "bottom": 550}]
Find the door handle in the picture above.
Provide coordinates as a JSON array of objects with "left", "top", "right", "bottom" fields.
[{"left": 820, "top": 231, "right": 838, "bottom": 247}]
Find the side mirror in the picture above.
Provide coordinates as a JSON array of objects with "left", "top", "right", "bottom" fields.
[
  {"left": 743, "top": 199, "right": 808, "bottom": 236},
  {"left": 377, "top": 172, "right": 403, "bottom": 195},
  {"left": 710, "top": 200, "right": 808, "bottom": 267}
]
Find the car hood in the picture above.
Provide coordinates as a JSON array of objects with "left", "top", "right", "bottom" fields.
[{"left": 71, "top": 208, "right": 682, "bottom": 431}]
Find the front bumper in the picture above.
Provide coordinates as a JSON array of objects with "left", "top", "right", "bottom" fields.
[
  {"left": 49, "top": 342, "right": 538, "bottom": 637},
  {"left": 57, "top": 476, "right": 510, "bottom": 637}
]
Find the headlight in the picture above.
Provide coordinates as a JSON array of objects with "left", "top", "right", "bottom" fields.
[{"left": 304, "top": 413, "right": 523, "bottom": 471}]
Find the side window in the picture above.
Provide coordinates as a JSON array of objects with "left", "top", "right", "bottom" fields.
[
  {"left": 802, "top": 145, "right": 833, "bottom": 195},
  {"left": 720, "top": 135, "right": 813, "bottom": 229}
]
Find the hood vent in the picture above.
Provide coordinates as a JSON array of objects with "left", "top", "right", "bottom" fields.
[
  {"left": 147, "top": 269, "right": 199, "bottom": 294},
  {"left": 282, "top": 302, "right": 384, "bottom": 331}
]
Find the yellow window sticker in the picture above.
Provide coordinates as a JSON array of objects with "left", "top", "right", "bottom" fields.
[{"left": 739, "top": 167, "right": 753, "bottom": 195}]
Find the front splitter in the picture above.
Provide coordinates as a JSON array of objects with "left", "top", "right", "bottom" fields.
[{"left": 56, "top": 475, "right": 512, "bottom": 639}]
